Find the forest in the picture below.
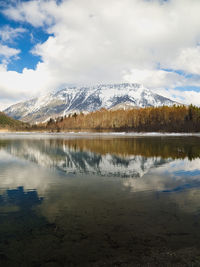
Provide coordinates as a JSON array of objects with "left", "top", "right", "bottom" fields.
[
  {"left": 2, "top": 104, "right": 200, "bottom": 133},
  {"left": 46, "top": 104, "right": 200, "bottom": 133}
]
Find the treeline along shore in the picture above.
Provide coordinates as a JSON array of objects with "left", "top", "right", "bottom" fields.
[
  {"left": 2, "top": 105, "right": 200, "bottom": 133},
  {"left": 46, "top": 105, "right": 200, "bottom": 133}
]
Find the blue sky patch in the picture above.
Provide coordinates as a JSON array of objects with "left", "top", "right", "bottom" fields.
[
  {"left": 7, "top": 27, "right": 51, "bottom": 72},
  {"left": 175, "top": 86, "right": 200, "bottom": 92},
  {"left": 161, "top": 68, "right": 186, "bottom": 76},
  {"left": 0, "top": 9, "right": 52, "bottom": 72}
]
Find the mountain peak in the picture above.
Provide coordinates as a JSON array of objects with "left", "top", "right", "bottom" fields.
[{"left": 4, "top": 83, "right": 179, "bottom": 123}]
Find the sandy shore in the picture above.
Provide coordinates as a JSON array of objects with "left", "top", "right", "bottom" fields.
[{"left": 0, "top": 129, "right": 9, "bottom": 133}]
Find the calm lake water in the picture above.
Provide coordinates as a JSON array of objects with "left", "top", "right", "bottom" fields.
[{"left": 0, "top": 133, "right": 200, "bottom": 266}]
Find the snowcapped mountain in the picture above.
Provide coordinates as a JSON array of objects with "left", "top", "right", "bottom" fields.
[{"left": 4, "top": 83, "right": 179, "bottom": 123}]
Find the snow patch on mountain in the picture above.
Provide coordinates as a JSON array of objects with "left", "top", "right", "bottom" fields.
[{"left": 4, "top": 83, "right": 179, "bottom": 123}]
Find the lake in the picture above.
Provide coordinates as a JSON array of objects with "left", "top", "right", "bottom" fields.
[{"left": 0, "top": 133, "right": 200, "bottom": 266}]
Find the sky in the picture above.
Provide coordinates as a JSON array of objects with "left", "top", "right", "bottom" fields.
[{"left": 1, "top": 0, "right": 200, "bottom": 109}]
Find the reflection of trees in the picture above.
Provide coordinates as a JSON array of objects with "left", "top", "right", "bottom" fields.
[
  {"left": 4, "top": 136, "right": 200, "bottom": 160},
  {"left": 0, "top": 140, "right": 10, "bottom": 149},
  {"left": 0, "top": 186, "right": 43, "bottom": 210},
  {"left": 60, "top": 137, "right": 200, "bottom": 160},
  {"left": 1, "top": 137, "right": 200, "bottom": 179},
  {"left": 2, "top": 137, "right": 200, "bottom": 160},
  {"left": 2, "top": 139, "right": 172, "bottom": 178},
  {"left": 0, "top": 186, "right": 55, "bottom": 266}
]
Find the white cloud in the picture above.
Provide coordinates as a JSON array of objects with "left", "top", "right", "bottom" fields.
[
  {"left": 0, "top": 43, "right": 20, "bottom": 58},
  {"left": 0, "top": 63, "right": 56, "bottom": 98},
  {"left": 168, "top": 47, "right": 200, "bottom": 75},
  {"left": 0, "top": 26, "right": 23, "bottom": 84},
  {"left": 0, "top": 25, "right": 26, "bottom": 43},
  {"left": 123, "top": 68, "right": 200, "bottom": 105},
  {"left": 1, "top": 0, "right": 200, "bottom": 108},
  {"left": 123, "top": 68, "right": 186, "bottom": 89},
  {"left": 3, "top": 0, "right": 55, "bottom": 27},
  {"left": 154, "top": 87, "right": 200, "bottom": 106}
]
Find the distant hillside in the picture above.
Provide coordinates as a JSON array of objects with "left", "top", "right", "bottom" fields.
[{"left": 0, "top": 112, "right": 29, "bottom": 131}]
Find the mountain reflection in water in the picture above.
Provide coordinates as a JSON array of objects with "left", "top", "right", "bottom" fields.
[
  {"left": 0, "top": 135, "right": 200, "bottom": 266},
  {"left": 1, "top": 136, "right": 200, "bottom": 178}
]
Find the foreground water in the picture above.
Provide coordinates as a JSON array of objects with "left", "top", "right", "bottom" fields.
[{"left": 0, "top": 134, "right": 200, "bottom": 266}]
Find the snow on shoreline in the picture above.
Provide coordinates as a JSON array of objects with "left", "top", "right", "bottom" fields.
[{"left": 0, "top": 131, "right": 199, "bottom": 139}]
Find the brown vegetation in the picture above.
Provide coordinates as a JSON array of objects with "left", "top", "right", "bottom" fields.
[
  {"left": 46, "top": 105, "right": 200, "bottom": 133},
  {"left": 0, "top": 112, "right": 29, "bottom": 131}
]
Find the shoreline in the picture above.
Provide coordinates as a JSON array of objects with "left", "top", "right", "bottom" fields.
[{"left": 0, "top": 131, "right": 200, "bottom": 138}]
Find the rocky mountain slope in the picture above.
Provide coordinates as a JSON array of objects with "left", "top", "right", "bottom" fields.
[{"left": 4, "top": 83, "right": 179, "bottom": 123}]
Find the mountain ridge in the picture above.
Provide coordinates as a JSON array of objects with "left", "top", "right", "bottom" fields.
[{"left": 4, "top": 83, "right": 179, "bottom": 123}]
